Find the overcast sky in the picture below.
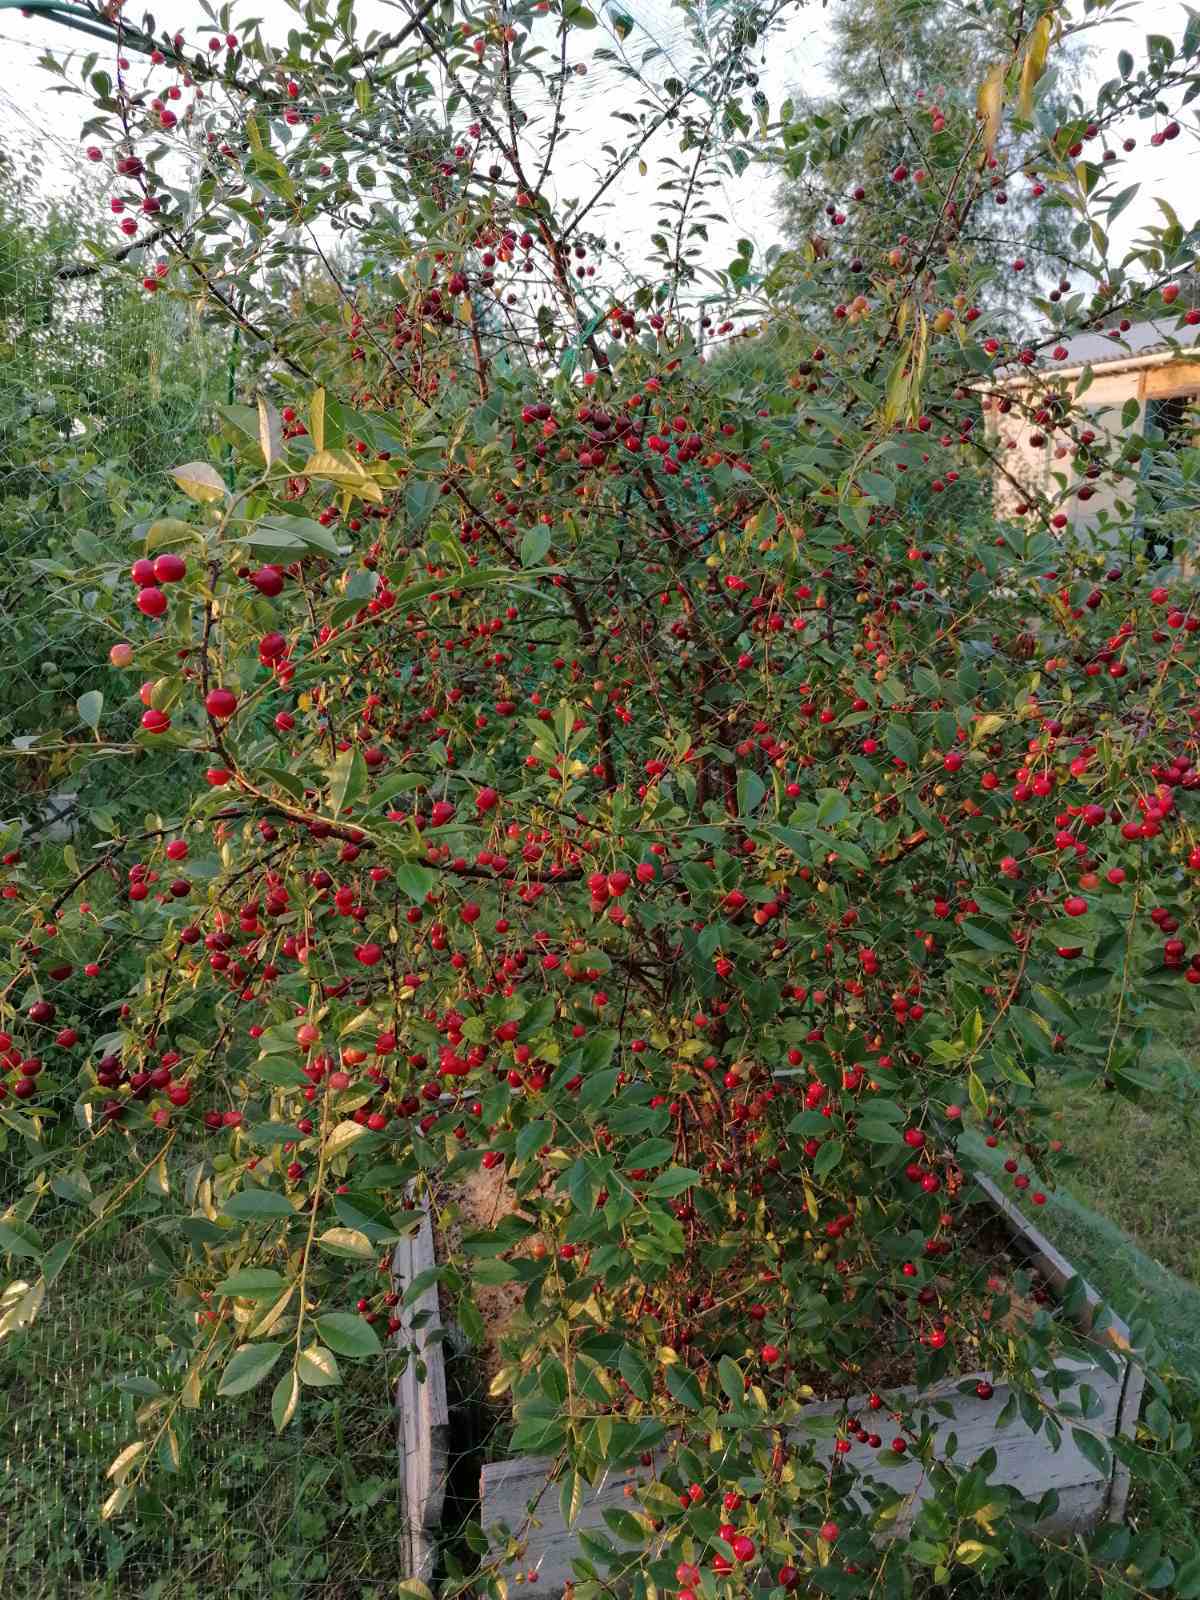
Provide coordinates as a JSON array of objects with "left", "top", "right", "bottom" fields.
[{"left": 0, "top": 0, "right": 1192, "bottom": 293}]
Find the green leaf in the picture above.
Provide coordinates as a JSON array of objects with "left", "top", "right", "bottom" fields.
[
  {"left": 885, "top": 720, "right": 920, "bottom": 768},
  {"left": 813, "top": 1139, "right": 843, "bottom": 1177},
  {"left": 521, "top": 526, "right": 551, "bottom": 566},
  {"left": 327, "top": 746, "right": 367, "bottom": 817},
  {"left": 394, "top": 862, "right": 436, "bottom": 902},
  {"left": 1071, "top": 1427, "right": 1110, "bottom": 1475},
  {"left": 315, "top": 1311, "right": 384, "bottom": 1357},
  {"left": 647, "top": 1166, "right": 699, "bottom": 1197},
  {"left": 0, "top": 1220, "right": 42, "bottom": 1260},
  {"left": 256, "top": 514, "right": 343, "bottom": 555},
  {"left": 215, "top": 1268, "right": 288, "bottom": 1298},
  {"left": 623, "top": 1138, "right": 674, "bottom": 1171},
  {"left": 857, "top": 1120, "right": 904, "bottom": 1145},
  {"left": 666, "top": 1364, "right": 702, "bottom": 1410},
  {"left": 223, "top": 1189, "right": 295, "bottom": 1221},
  {"left": 718, "top": 1355, "right": 744, "bottom": 1403},
  {"left": 77, "top": 690, "right": 103, "bottom": 731},
  {"left": 579, "top": 1068, "right": 619, "bottom": 1109},
  {"left": 968, "top": 1071, "right": 990, "bottom": 1118},
  {"left": 217, "top": 1341, "right": 284, "bottom": 1396},
  {"left": 736, "top": 768, "right": 766, "bottom": 817},
  {"left": 618, "top": 1344, "right": 652, "bottom": 1400},
  {"left": 815, "top": 788, "right": 849, "bottom": 825}
]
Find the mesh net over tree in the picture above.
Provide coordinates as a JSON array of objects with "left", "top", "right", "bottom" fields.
[{"left": 1, "top": 2, "right": 1200, "bottom": 1599}]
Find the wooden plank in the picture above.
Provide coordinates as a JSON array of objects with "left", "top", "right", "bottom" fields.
[
  {"left": 392, "top": 1197, "right": 451, "bottom": 1583},
  {"left": 973, "top": 1173, "right": 1137, "bottom": 1346},
  {"left": 481, "top": 1359, "right": 1123, "bottom": 1592},
  {"left": 974, "top": 1171, "right": 1144, "bottom": 1517},
  {"left": 480, "top": 1182, "right": 1144, "bottom": 1594}
]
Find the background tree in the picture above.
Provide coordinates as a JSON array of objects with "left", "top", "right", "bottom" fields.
[{"left": 774, "top": 0, "right": 1085, "bottom": 324}]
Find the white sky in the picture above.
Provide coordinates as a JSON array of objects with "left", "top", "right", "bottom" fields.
[{"left": 0, "top": 0, "right": 1192, "bottom": 294}]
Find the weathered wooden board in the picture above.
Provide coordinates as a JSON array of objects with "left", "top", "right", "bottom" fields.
[
  {"left": 479, "top": 1177, "right": 1144, "bottom": 1594},
  {"left": 391, "top": 1199, "right": 451, "bottom": 1583}
]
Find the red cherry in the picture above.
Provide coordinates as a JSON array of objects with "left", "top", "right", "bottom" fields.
[
  {"left": 204, "top": 688, "right": 239, "bottom": 720},
  {"left": 153, "top": 552, "right": 187, "bottom": 583},
  {"left": 137, "top": 587, "right": 168, "bottom": 617}
]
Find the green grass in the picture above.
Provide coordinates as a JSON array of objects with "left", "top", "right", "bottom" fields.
[
  {"left": 962, "top": 1055, "right": 1200, "bottom": 1377},
  {"left": 0, "top": 1211, "right": 411, "bottom": 1600}
]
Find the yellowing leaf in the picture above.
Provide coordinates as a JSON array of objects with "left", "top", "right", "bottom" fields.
[
  {"left": 306, "top": 449, "right": 383, "bottom": 504},
  {"left": 171, "top": 461, "right": 226, "bottom": 503},
  {"left": 1019, "top": 15, "right": 1052, "bottom": 119},
  {"left": 297, "top": 1342, "right": 341, "bottom": 1386},
  {"left": 101, "top": 1483, "right": 133, "bottom": 1521},
  {"left": 258, "top": 392, "right": 283, "bottom": 466},
  {"left": 976, "top": 62, "right": 1005, "bottom": 163},
  {"left": 317, "top": 1226, "right": 374, "bottom": 1259},
  {"left": 324, "top": 1120, "right": 369, "bottom": 1158},
  {"left": 272, "top": 1368, "right": 300, "bottom": 1431},
  {"left": 106, "top": 1440, "right": 147, "bottom": 1483},
  {"left": 310, "top": 388, "right": 326, "bottom": 452},
  {"left": 0, "top": 1276, "right": 44, "bottom": 1340}
]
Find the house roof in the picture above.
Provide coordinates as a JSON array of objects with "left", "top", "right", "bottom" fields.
[{"left": 1046, "top": 314, "right": 1200, "bottom": 366}]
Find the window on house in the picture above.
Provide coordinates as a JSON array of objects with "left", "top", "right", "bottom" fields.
[{"left": 1140, "top": 393, "right": 1198, "bottom": 564}]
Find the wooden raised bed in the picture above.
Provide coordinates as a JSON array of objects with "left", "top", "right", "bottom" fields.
[
  {"left": 476, "top": 1174, "right": 1145, "bottom": 1594},
  {"left": 391, "top": 1200, "right": 451, "bottom": 1583}
]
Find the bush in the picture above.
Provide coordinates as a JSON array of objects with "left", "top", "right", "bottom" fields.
[{"left": 3, "top": 3, "right": 1200, "bottom": 1596}]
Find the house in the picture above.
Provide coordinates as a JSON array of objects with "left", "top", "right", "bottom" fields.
[{"left": 983, "top": 309, "right": 1200, "bottom": 559}]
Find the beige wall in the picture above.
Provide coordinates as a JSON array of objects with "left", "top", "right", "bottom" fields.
[{"left": 985, "top": 358, "right": 1200, "bottom": 544}]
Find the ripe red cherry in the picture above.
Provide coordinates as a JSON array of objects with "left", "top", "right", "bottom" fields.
[
  {"left": 476, "top": 786, "right": 499, "bottom": 812},
  {"left": 820, "top": 1521, "right": 840, "bottom": 1543},
  {"left": 355, "top": 943, "right": 383, "bottom": 966},
  {"left": 250, "top": 566, "right": 285, "bottom": 597},
  {"left": 1063, "top": 895, "right": 1088, "bottom": 917},
  {"left": 131, "top": 557, "right": 157, "bottom": 585},
  {"left": 166, "top": 839, "right": 188, "bottom": 861},
  {"left": 137, "top": 586, "right": 168, "bottom": 617},
  {"left": 761, "top": 1343, "right": 780, "bottom": 1364},
  {"left": 730, "top": 1536, "right": 756, "bottom": 1563},
  {"left": 204, "top": 688, "right": 239, "bottom": 719},
  {"left": 141, "top": 708, "right": 171, "bottom": 733},
  {"left": 153, "top": 552, "right": 186, "bottom": 583}
]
